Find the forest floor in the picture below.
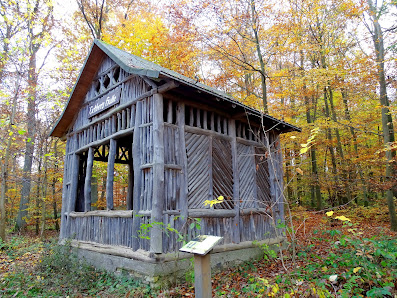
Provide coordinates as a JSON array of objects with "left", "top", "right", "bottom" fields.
[{"left": 0, "top": 205, "right": 396, "bottom": 297}]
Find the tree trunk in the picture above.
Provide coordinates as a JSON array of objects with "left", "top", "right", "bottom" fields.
[
  {"left": 322, "top": 87, "right": 340, "bottom": 204},
  {"left": 250, "top": 0, "right": 268, "bottom": 113},
  {"left": 0, "top": 72, "right": 21, "bottom": 241},
  {"left": 15, "top": 45, "right": 38, "bottom": 231},
  {"left": 341, "top": 88, "right": 369, "bottom": 206},
  {"left": 367, "top": 0, "right": 397, "bottom": 231},
  {"left": 40, "top": 139, "right": 49, "bottom": 239}
]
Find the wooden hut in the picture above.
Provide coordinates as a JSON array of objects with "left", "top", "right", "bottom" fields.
[{"left": 51, "top": 40, "right": 300, "bottom": 282}]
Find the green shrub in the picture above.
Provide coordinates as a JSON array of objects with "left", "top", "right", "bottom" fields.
[{"left": 0, "top": 237, "right": 152, "bottom": 297}]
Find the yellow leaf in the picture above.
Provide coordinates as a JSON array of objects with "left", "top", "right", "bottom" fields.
[
  {"left": 326, "top": 211, "right": 334, "bottom": 217},
  {"left": 335, "top": 216, "right": 351, "bottom": 222},
  {"left": 300, "top": 147, "right": 309, "bottom": 154},
  {"left": 296, "top": 168, "right": 303, "bottom": 175},
  {"left": 353, "top": 267, "right": 361, "bottom": 273}
]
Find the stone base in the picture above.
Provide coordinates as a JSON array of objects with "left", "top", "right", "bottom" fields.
[{"left": 70, "top": 237, "right": 284, "bottom": 287}]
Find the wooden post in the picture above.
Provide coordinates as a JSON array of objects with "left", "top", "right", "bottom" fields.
[
  {"left": 84, "top": 147, "right": 94, "bottom": 211},
  {"left": 68, "top": 153, "right": 80, "bottom": 213},
  {"left": 132, "top": 102, "right": 142, "bottom": 250},
  {"left": 106, "top": 138, "right": 117, "bottom": 210},
  {"left": 208, "top": 136, "right": 213, "bottom": 201},
  {"left": 151, "top": 93, "right": 165, "bottom": 253},
  {"left": 177, "top": 102, "right": 189, "bottom": 233},
  {"left": 60, "top": 138, "right": 72, "bottom": 239},
  {"left": 229, "top": 119, "right": 240, "bottom": 243},
  {"left": 194, "top": 254, "right": 212, "bottom": 298},
  {"left": 266, "top": 131, "right": 280, "bottom": 219},
  {"left": 127, "top": 162, "right": 133, "bottom": 210}
]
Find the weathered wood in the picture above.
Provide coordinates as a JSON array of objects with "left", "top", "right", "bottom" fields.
[
  {"left": 106, "top": 138, "right": 117, "bottom": 210},
  {"left": 210, "top": 112, "right": 215, "bottom": 131},
  {"left": 72, "top": 81, "right": 178, "bottom": 136},
  {"left": 122, "top": 110, "right": 126, "bottom": 130},
  {"left": 194, "top": 254, "right": 212, "bottom": 298},
  {"left": 196, "top": 108, "right": 201, "bottom": 128},
  {"left": 188, "top": 209, "right": 236, "bottom": 218},
  {"left": 185, "top": 126, "right": 232, "bottom": 141},
  {"left": 68, "top": 153, "right": 80, "bottom": 213},
  {"left": 69, "top": 210, "right": 133, "bottom": 218},
  {"left": 255, "top": 147, "right": 271, "bottom": 207},
  {"left": 186, "top": 133, "right": 211, "bottom": 208},
  {"left": 189, "top": 107, "right": 194, "bottom": 126},
  {"left": 127, "top": 163, "right": 133, "bottom": 210},
  {"left": 75, "top": 126, "right": 135, "bottom": 154},
  {"left": 239, "top": 208, "right": 271, "bottom": 216},
  {"left": 140, "top": 163, "right": 182, "bottom": 170},
  {"left": 212, "top": 138, "right": 233, "bottom": 208},
  {"left": 208, "top": 136, "right": 214, "bottom": 200},
  {"left": 236, "top": 137, "right": 262, "bottom": 147},
  {"left": 167, "top": 100, "right": 173, "bottom": 123},
  {"left": 151, "top": 93, "right": 165, "bottom": 254},
  {"left": 176, "top": 102, "right": 189, "bottom": 232},
  {"left": 60, "top": 138, "right": 72, "bottom": 238},
  {"left": 69, "top": 240, "right": 155, "bottom": 263},
  {"left": 84, "top": 147, "right": 94, "bottom": 211},
  {"left": 229, "top": 119, "right": 240, "bottom": 243},
  {"left": 132, "top": 101, "right": 143, "bottom": 250}
]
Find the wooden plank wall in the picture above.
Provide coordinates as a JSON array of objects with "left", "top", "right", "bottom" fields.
[
  {"left": 61, "top": 56, "right": 153, "bottom": 251},
  {"left": 160, "top": 102, "right": 283, "bottom": 252}
]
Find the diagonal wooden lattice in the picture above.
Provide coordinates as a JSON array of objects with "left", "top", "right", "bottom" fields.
[
  {"left": 212, "top": 138, "right": 234, "bottom": 209},
  {"left": 237, "top": 143, "right": 256, "bottom": 208},
  {"left": 185, "top": 132, "right": 211, "bottom": 209},
  {"left": 116, "top": 145, "right": 129, "bottom": 162},
  {"left": 255, "top": 147, "right": 272, "bottom": 208}
]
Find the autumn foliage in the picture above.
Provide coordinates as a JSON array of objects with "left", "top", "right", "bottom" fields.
[{"left": 0, "top": 0, "right": 396, "bottom": 252}]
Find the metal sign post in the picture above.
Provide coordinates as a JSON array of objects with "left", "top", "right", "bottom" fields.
[{"left": 180, "top": 235, "right": 223, "bottom": 298}]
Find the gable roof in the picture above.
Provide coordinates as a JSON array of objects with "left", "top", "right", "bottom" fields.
[{"left": 51, "top": 39, "right": 300, "bottom": 137}]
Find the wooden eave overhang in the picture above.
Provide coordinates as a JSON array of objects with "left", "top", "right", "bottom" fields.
[{"left": 50, "top": 39, "right": 300, "bottom": 138}]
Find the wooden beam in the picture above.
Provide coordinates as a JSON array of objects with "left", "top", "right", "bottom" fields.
[
  {"left": 188, "top": 209, "right": 236, "bottom": 218},
  {"left": 106, "top": 138, "right": 117, "bottom": 210},
  {"left": 151, "top": 93, "right": 165, "bottom": 254},
  {"left": 69, "top": 210, "right": 133, "bottom": 218},
  {"left": 184, "top": 125, "right": 232, "bottom": 141},
  {"left": 84, "top": 147, "right": 94, "bottom": 211},
  {"left": 69, "top": 240, "right": 156, "bottom": 263},
  {"left": 75, "top": 126, "right": 135, "bottom": 154}
]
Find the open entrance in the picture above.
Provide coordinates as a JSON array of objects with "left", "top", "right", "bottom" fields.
[
  {"left": 75, "top": 134, "right": 134, "bottom": 212},
  {"left": 90, "top": 161, "right": 130, "bottom": 210}
]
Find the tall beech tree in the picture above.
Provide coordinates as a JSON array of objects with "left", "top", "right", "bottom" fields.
[
  {"left": 364, "top": 0, "right": 397, "bottom": 231},
  {"left": 15, "top": 0, "right": 54, "bottom": 231}
]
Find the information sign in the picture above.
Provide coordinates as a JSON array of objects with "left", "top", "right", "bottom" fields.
[{"left": 180, "top": 235, "right": 223, "bottom": 255}]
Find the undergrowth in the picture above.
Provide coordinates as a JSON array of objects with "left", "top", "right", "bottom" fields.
[
  {"left": 0, "top": 237, "right": 151, "bottom": 297},
  {"left": 1, "top": 208, "right": 396, "bottom": 297},
  {"left": 241, "top": 213, "right": 397, "bottom": 298}
]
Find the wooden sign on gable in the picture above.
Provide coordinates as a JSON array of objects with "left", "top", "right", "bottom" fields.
[{"left": 88, "top": 88, "right": 121, "bottom": 118}]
